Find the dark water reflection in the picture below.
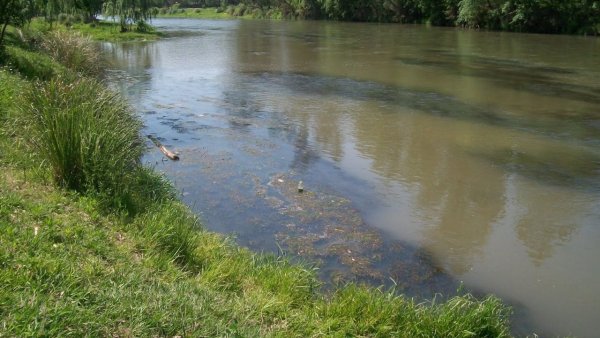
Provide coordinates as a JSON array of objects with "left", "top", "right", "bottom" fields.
[{"left": 104, "top": 19, "right": 600, "bottom": 337}]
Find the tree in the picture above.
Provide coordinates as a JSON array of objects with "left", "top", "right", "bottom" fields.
[
  {"left": 0, "top": 0, "right": 30, "bottom": 49},
  {"left": 102, "top": 0, "right": 157, "bottom": 31},
  {"left": 76, "top": 0, "right": 104, "bottom": 21}
]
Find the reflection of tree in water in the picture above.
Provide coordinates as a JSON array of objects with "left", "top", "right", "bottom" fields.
[
  {"left": 474, "top": 143, "right": 598, "bottom": 265},
  {"left": 513, "top": 187, "right": 579, "bottom": 266},
  {"left": 291, "top": 123, "right": 320, "bottom": 172},
  {"left": 221, "top": 89, "right": 261, "bottom": 132},
  {"left": 225, "top": 26, "right": 595, "bottom": 274},
  {"left": 313, "top": 101, "right": 345, "bottom": 163},
  {"left": 103, "top": 42, "right": 158, "bottom": 73},
  {"left": 352, "top": 110, "right": 504, "bottom": 274},
  {"left": 103, "top": 42, "right": 158, "bottom": 103}
]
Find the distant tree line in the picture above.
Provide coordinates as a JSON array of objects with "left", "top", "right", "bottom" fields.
[
  {"left": 215, "top": 0, "right": 600, "bottom": 34},
  {"left": 1, "top": 0, "right": 599, "bottom": 45}
]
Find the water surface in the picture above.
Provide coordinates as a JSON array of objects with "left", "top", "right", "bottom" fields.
[{"left": 104, "top": 19, "right": 600, "bottom": 337}]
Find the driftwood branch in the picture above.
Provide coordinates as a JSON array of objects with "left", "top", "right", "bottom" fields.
[{"left": 147, "top": 135, "right": 179, "bottom": 161}]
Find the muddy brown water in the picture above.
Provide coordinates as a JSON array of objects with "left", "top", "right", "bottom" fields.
[{"left": 103, "top": 18, "right": 600, "bottom": 337}]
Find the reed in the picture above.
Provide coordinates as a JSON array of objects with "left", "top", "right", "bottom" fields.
[
  {"left": 40, "top": 30, "right": 103, "bottom": 77},
  {"left": 19, "top": 76, "right": 144, "bottom": 210}
]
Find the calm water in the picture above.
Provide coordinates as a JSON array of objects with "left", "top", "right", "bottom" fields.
[{"left": 103, "top": 18, "right": 600, "bottom": 337}]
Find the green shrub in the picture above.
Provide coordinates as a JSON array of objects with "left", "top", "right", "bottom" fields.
[
  {"left": 57, "top": 13, "right": 69, "bottom": 24},
  {"left": 72, "top": 13, "right": 84, "bottom": 24},
  {"left": 226, "top": 5, "right": 235, "bottom": 15},
  {"left": 135, "top": 20, "right": 153, "bottom": 33},
  {"left": 168, "top": 3, "right": 181, "bottom": 14},
  {"left": 40, "top": 30, "right": 102, "bottom": 77},
  {"left": 251, "top": 8, "right": 264, "bottom": 18},
  {"left": 19, "top": 77, "right": 144, "bottom": 210},
  {"left": 233, "top": 3, "right": 247, "bottom": 16}
]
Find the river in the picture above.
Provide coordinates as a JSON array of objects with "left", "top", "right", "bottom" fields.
[{"left": 103, "top": 18, "right": 600, "bottom": 337}]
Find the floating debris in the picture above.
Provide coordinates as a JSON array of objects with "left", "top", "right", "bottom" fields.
[{"left": 147, "top": 135, "right": 180, "bottom": 161}]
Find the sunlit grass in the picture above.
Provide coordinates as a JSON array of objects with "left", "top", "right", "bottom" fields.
[
  {"left": 2, "top": 46, "right": 66, "bottom": 80},
  {"left": 70, "top": 21, "right": 163, "bottom": 41},
  {"left": 0, "top": 168, "right": 513, "bottom": 336}
]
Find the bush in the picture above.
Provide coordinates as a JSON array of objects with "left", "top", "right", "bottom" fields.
[
  {"left": 19, "top": 77, "right": 145, "bottom": 210},
  {"left": 135, "top": 20, "right": 153, "bottom": 33},
  {"left": 251, "top": 8, "right": 264, "bottom": 18},
  {"left": 40, "top": 30, "right": 102, "bottom": 77},
  {"left": 233, "top": 3, "right": 247, "bottom": 16},
  {"left": 168, "top": 3, "right": 181, "bottom": 14},
  {"left": 57, "top": 13, "right": 69, "bottom": 25},
  {"left": 72, "top": 13, "right": 84, "bottom": 24},
  {"left": 226, "top": 5, "right": 235, "bottom": 15}
]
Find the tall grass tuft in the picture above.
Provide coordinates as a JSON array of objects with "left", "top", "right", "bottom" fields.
[
  {"left": 40, "top": 30, "right": 103, "bottom": 77},
  {"left": 19, "top": 76, "right": 144, "bottom": 210}
]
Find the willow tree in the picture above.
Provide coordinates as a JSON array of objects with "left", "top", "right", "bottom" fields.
[
  {"left": 102, "top": 0, "right": 155, "bottom": 32},
  {"left": 0, "top": 0, "right": 30, "bottom": 49}
]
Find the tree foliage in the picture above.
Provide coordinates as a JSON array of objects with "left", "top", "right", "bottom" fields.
[
  {"left": 209, "top": 0, "right": 600, "bottom": 34},
  {"left": 102, "top": 0, "right": 157, "bottom": 31},
  {"left": 0, "top": 0, "right": 35, "bottom": 48}
]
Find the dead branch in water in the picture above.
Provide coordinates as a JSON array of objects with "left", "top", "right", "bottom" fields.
[{"left": 147, "top": 135, "right": 179, "bottom": 161}]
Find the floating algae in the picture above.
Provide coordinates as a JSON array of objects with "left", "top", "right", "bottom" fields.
[{"left": 267, "top": 173, "right": 449, "bottom": 290}]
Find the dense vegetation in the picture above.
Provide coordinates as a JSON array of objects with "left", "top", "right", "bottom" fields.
[
  {"left": 168, "top": 0, "right": 600, "bottom": 34},
  {"left": 0, "top": 24, "right": 516, "bottom": 336},
  {"left": 1, "top": 0, "right": 599, "bottom": 39}
]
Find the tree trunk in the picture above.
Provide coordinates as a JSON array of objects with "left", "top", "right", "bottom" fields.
[{"left": 0, "top": 22, "right": 9, "bottom": 48}]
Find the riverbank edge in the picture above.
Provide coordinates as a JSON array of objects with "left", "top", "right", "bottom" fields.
[
  {"left": 0, "top": 25, "right": 514, "bottom": 336},
  {"left": 24, "top": 19, "right": 163, "bottom": 42}
]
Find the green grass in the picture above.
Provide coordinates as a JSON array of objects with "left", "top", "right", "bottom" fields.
[
  {"left": 15, "top": 19, "right": 161, "bottom": 42},
  {"left": 0, "top": 167, "right": 513, "bottom": 337},
  {"left": 0, "top": 24, "right": 515, "bottom": 337},
  {"left": 70, "top": 21, "right": 163, "bottom": 41},
  {"left": 2, "top": 45, "right": 67, "bottom": 80},
  {"left": 156, "top": 7, "right": 233, "bottom": 19}
]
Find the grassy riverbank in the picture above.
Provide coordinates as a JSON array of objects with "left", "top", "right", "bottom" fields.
[
  {"left": 70, "top": 21, "right": 163, "bottom": 41},
  {"left": 20, "top": 19, "right": 162, "bottom": 42},
  {"left": 0, "top": 26, "right": 514, "bottom": 337},
  {"left": 157, "top": 7, "right": 234, "bottom": 19}
]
